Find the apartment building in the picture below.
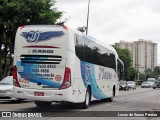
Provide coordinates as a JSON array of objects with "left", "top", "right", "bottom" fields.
[{"left": 115, "top": 39, "right": 157, "bottom": 73}]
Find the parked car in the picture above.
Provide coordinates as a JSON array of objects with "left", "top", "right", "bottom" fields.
[
  {"left": 153, "top": 80, "right": 160, "bottom": 89},
  {"left": 0, "top": 76, "right": 23, "bottom": 102},
  {"left": 141, "top": 81, "right": 151, "bottom": 88},
  {"left": 146, "top": 78, "right": 156, "bottom": 87},
  {"left": 127, "top": 81, "right": 136, "bottom": 89},
  {"left": 147, "top": 78, "right": 156, "bottom": 82},
  {"left": 119, "top": 80, "right": 129, "bottom": 91},
  {"left": 0, "top": 76, "right": 14, "bottom": 99}
]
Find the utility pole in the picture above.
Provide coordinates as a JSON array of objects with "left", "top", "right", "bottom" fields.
[
  {"left": 86, "top": 0, "right": 90, "bottom": 35},
  {"left": 137, "top": 72, "right": 139, "bottom": 81}
]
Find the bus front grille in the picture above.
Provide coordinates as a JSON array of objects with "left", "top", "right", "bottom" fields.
[{"left": 20, "top": 55, "right": 62, "bottom": 64}]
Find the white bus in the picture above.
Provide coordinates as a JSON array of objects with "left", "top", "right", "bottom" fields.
[{"left": 13, "top": 25, "right": 124, "bottom": 108}]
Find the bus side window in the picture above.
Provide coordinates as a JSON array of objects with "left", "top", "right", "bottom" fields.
[
  {"left": 75, "top": 35, "right": 85, "bottom": 61},
  {"left": 117, "top": 59, "right": 124, "bottom": 80},
  {"left": 75, "top": 34, "right": 116, "bottom": 70}
]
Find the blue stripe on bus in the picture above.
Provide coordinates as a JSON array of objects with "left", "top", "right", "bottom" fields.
[
  {"left": 17, "top": 62, "right": 61, "bottom": 88},
  {"left": 80, "top": 61, "right": 108, "bottom": 100}
]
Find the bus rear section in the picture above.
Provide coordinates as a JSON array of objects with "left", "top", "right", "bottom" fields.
[{"left": 13, "top": 25, "right": 74, "bottom": 105}]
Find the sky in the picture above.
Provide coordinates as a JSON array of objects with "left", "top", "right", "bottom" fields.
[{"left": 55, "top": 0, "right": 160, "bottom": 65}]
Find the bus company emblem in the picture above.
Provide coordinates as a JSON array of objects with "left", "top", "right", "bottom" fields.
[
  {"left": 21, "top": 31, "right": 40, "bottom": 43},
  {"left": 21, "top": 31, "right": 64, "bottom": 43}
]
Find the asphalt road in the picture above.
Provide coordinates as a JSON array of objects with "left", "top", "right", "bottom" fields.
[{"left": 0, "top": 86, "right": 160, "bottom": 120}]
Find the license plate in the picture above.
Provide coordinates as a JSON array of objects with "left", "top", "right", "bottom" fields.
[{"left": 34, "top": 92, "right": 44, "bottom": 96}]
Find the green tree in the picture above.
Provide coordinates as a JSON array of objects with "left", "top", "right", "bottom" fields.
[
  {"left": 129, "top": 67, "right": 139, "bottom": 81},
  {"left": 0, "top": 0, "right": 63, "bottom": 79},
  {"left": 145, "top": 69, "right": 154, "bottom": 79},
  {"left": 153, "top": 66, "right": 160, "bottom": 79},
  {"left": 77, "top": 26, "right": 87, "bottom": 33},
  {"left": 115, "top": 48, "right": 132, "bottom": 80}
]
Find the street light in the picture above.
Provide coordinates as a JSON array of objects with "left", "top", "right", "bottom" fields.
[
  {"left": 86, "top": 0, "right": 90, "bottom": 35},
  {"left": 137, "top": 72, "right": 139, "bottom": 81}
]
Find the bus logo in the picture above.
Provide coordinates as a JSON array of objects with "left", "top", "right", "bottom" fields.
[
  {"left": 28, "top": 31, "right": 40, "bottom": 43},
  {"left": 21, "top": 31, "right": 64, "bottom": 43},
  {"left": 21, "top": 31, "right": 40, "bottom": 43}
]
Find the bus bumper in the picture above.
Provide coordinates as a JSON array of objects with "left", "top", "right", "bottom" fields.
[{"left": 13, "top": 86, "right": 77, "bottom": 103}]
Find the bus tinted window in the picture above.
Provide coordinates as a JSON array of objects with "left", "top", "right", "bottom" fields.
[
  {"left": 118, "top": 59, "right": 124, "bottom": 80},
  {"left": 75, "top": 35, "right": 85, "bottom": 61},
  {"left": 75, "top": 34, "right": 116, "bottom": 69}
]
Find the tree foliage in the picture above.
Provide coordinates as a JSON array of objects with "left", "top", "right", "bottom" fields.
[
  {"left": 115, "top": 48, "right": 132, "bottom": 80},
  {"left": 0, "top": 0, "right": 63, "bottom": 79},
  {"left": 129, "top": 67, "right": 139, "bottom": 81},
  {"left": 154, "top": 66, "right": 160, "bottom": 80},
  {"left": 77, "top": 26, "right": 87, "bottom": 33},
  {"left": 145, "top": 69, "right": 154, "bottom": 79}
]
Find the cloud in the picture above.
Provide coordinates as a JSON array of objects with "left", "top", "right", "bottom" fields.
[
  {"left": 147, "top": 0, "right": 160, "bottom": 13},
  {"left": 55, "top": 0, "right": 160, "bottom": 64}
]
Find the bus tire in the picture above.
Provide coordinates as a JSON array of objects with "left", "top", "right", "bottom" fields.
[
  {"left": 82, "top": 87, "right": 91, "bottom": 109},
  {"left": 16, "top": 99, "right": 24, "bottom": 103},
  {"left": 109, "top": 87, "right": 115, "bottom": 102},
  {"left": 100, "top": 98, "right": 108, "bottom": 102},
  {"left": 35, "top": 101, "right": 52, "bottom": 107}
]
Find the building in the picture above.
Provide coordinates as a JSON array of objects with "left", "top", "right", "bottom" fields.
[{"left": 115, "top": 39, "right": 157, "bottom": 73}]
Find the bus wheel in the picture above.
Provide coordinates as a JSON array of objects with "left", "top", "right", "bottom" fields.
[
  {"left": 35, "top": 101, "right": 52, "bottom": 107},
  {"left": 82, "top": 87, "right": 91, "bottom": 109},
  {"left": 16, "top": 99, "right": 24, "bottom": 103},
  {"left": 109, "top": 88, "right": 115, "bottom": 102}
]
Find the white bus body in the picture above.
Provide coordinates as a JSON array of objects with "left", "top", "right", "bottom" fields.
[{"left": 13, "top": 25, "right": 123, "bottom": 108}]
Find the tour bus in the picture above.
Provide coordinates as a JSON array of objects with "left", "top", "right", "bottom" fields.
[{"left": 13, "top": 25, "right": 124, "bottom": 108}]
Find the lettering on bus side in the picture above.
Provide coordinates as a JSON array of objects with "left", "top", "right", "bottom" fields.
[
  {"left": 85, "top": 64, "right": 90, "bottom": 83},
  {"left": 98, "top": 66, "right": 113, "bottom": 80},
  {"left": 42, "top": 85, "right": 55, "bottom": 88}
]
